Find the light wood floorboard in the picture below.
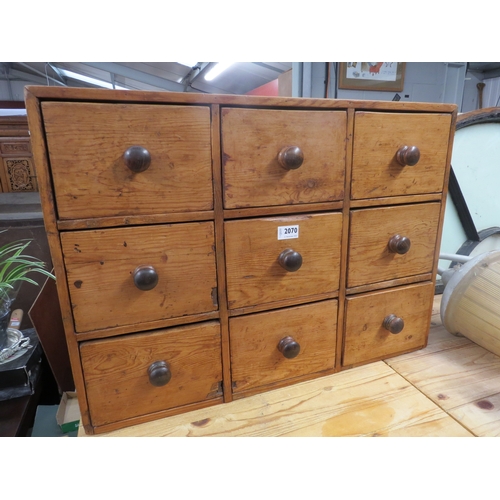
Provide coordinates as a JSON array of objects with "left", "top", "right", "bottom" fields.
[
  {"left": 386, "top": 295, "right": 500, "bottom": 437},
  {"left": 81, "top": 361, "right": 470, "bottom": 437}
]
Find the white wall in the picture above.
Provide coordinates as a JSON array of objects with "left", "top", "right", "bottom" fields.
[
  {"left": 292, "top": 62, "right": 469, "bottom": 111},
  {"left": 461, "top": 72, "right": 500, "bottom": 112},
  {"left": 336, "top": 62, "right": 467, "bottom": 110},
  {"left": 462, "top": 71, "right": 484, "bottom": 112}
]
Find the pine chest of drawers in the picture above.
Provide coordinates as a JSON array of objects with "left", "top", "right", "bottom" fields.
[{"left": 25, "top": 86, "right": 457, "bottom": 434}]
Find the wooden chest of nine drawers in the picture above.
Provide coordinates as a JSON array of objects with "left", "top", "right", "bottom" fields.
[{"left": 25, "top": 86, "right": 457, "bottom": 434}]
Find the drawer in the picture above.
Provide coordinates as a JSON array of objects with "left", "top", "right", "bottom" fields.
[
  {"left": 343, "top": 282, "right": 434, "bottom": 366},
  {"left": 42, "top": 102, "right": 213, "bottom": 219},
  {"left": 347, "top": 203, "right": 441, "bottom": 288},
  {"left": 225, "top": 212, "right": 342, "bottom": 309},
  {"left": 80, "top": 321, "right": 222, "bottom": 427},
  {"left": 230, "top": 300, "right": 337, "bottom": 395},
  {"left": 351, "top": 112, "right": 451, "bottom": 200},
  {"left": 61, "top": 222, "right": 217, "bottom": 332},
  {"left": 221, "top": 108, "right": 346, "bottom": 209}
]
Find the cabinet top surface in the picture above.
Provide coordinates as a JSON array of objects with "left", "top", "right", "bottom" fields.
[{"left": 24, "top": 86, "right": 458, "bottom": 113}]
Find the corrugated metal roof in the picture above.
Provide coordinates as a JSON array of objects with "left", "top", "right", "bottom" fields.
[{"left": 1, "top": 62, "right": 292, "bottom": 95}]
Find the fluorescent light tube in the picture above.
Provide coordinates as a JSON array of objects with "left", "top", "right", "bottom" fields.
[
  {"left": 204, "top": 63, "right": 234, "bottom": 81},
  {"left": 58, "top": 68, "right": 128, "bottom": 90}
]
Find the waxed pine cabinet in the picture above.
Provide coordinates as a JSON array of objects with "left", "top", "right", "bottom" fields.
[{"left": 25, "top": 86, "right": 456, "bottom": 434}]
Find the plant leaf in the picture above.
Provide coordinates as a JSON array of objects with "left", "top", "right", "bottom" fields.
[{"left": 0, "top": 235, "right": 55, "bottom": 295}]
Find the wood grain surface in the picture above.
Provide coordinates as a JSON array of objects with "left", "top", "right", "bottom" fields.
[
  {"left": 80, "top": 321, "right": 222, "bottom": 427},
  {"left": 82, "top": 360, "right": 470, "bottom": 437},
  {"left": 387, "top": 296, "right": 500, "bottom": 436},
  {"left": 343, "top": 282, "right": 434, "bottom": 366},
  {"left": 27, "top": 85, "right": 457, "bottom": 113},
  {"left": 351, "top": 112, "right": 451, "bottom": 199},
  {"left": 224, "top": 212, "right": 342, "bottom": 309},
  {"left": 229, "top": 300, "right": 338, "bottom": 394},
  {"left": 42, "top": 102, "right": 213, "bottom": 219},
  {"left": 28, "top": 87, "right": 457, "bottom": 435},
  {"left": 61, "top": 222, "right": 218, "bottom": 332},
  {"left": 222, "top": 108, "right": 346, "bottom": 208},
  {"left": 347, "top": 203, "right": 441, "bottom": 288},
  {"left": 80, "top": 295, "right": 500, "bottom": 438}
]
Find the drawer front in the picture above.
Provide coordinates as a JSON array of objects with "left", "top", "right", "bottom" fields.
[
  {"left": 230, "top": 300, "right": 337, "bottom": 394},
  {"left": 225, "top": 212, "right": 342, "bottom": 309},
  {"left": 343, "top": 282, "right": 434, "bottom": 366},
  {"left": 222, "top": 108, "right": 346, "bottom": 209},
  {"left": 347, "top": 203, "right": 441, "bottom": 288},
  {"left": 81, "top": 321, "right": 222, "bottom": 427},
  {"left": 61, "top": 222, "right": 217, "bottom": 332},
  {"left": 351, "top": 112, "right": 451, "bottom": 200},
  {"left": 42, "top": 102, "right": 213, "bottom": 219}
]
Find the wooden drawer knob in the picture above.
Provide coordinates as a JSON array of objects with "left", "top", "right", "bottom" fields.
[
  {"left": 396, "top": 145, "right": 420, "bottom": 167},
  {"left": 133, "top": 265, "right": 159, "bottom": 291},
  {"left": 148, "top": 361, "right": 172, "bottom": 386},
  {"left": 383, "top": 314, "right": 405, "bottom": 334},
  {"left": 124, "top": 145, "right": 151, "bottom": 173},
  {"left": 278, "top": 146, "right": 304, "bottom": 170},
  {"left": 278, "top": 336, "right": 301, "bottom": 359},
  {"left": 388, "top": 234, "right": 411, "bottom": 254},
  {"left": 278, "top": 248, "right": 303, "bottom": 272}
]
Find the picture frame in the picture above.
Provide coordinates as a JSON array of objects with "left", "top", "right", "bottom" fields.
[{"left": 338, "top": 62, "right": 406, "bottom": 92}]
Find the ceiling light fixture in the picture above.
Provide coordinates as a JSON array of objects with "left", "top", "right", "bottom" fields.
[
  {"left": 204, "top": 62, "right": 234, "bottom": 82},
  {"left": 57, "top": 68, "right": 128, "bottom": 90}
]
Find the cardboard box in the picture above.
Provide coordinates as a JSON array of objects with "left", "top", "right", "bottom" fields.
[
  {"left": 56, "top": 391, "right": 80, "bottom": 433},
  {"left": 0, "top": 328, "right": 42, "bottom": 401}
]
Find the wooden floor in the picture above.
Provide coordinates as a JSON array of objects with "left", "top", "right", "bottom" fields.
[{"left": 79, "top": 295, "right": 500, "bottom": 437}]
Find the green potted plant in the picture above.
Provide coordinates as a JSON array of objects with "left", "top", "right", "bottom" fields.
[{"left": 0, "top": 232, "right": 55, "bottom": 352}]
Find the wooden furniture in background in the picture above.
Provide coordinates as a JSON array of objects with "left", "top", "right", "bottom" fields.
[
  {"left": 0, "top": 115, "right": 38, "bottom": 193},
  {"left": 25, "top": 86, "right": 456, "bottom": 434}
]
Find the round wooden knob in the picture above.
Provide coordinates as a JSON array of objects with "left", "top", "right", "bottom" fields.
[
  {"left": 148, "top": 361, "right": 171, "bottom": 386},
  {"left": 123, "top": 145, "right": 151, "bottom": 173},
  {"left": 278, "top": 249, "right": 303, "bottom": 272},
  {"left": 388, "top": 235, "right": 411, "bottom": 255},
  {"left": 278, "top": 146, "right": 304, "bottom": 170},
  {"left": 383, "top": 314, "right": 405, "bottom": 334},
  {"left": 278, "top": 336, "right": 301, "bottom": 359},
  {"left": 133, "top": 265, "right": 158, "bottom": 290},
  {"left": 396, "top": 145, "right": 420, "bottom": 166}
]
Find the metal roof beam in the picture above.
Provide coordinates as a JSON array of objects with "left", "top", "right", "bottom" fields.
[
  {"left": 46, "top": 63, "right": 67, "bottom": 85},
  {"left": 84, "top": 63, "right": 186, "bottom": 91},
  {"left": 483, "top": 68, "right": 500, "bottom": 80},
  {"left": 252, "top": 62, "right": 287, "bottom": 73},
  {"left": 0, "top": 68, "right": 57, "bottom": 86},
  {"left": 15, "top": 62, "right": 66, "bottom": 86},
  {"left": 182, "top": 62, "right": 212, "bottom": 90}
]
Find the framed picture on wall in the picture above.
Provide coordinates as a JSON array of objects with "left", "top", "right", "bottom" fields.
[{"left": 338, "top": 62, "right": 406, "bottom": 92}]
